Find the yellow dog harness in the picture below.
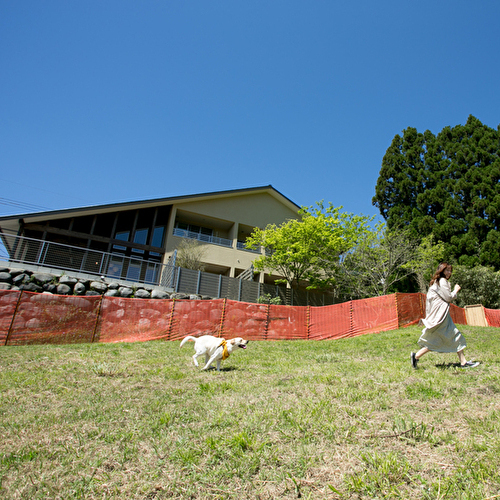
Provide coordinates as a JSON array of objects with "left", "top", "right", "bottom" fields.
[{"left": 218, "top": 340, "right": 230, "bottom": 360}]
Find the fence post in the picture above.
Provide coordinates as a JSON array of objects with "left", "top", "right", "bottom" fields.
[
  {"left": 91, "top": 295, "right": 104, "bottom": 343},
  {"left": 395, "top": 293, "right": 400, "bottom": 328},
  {"left": 175, "top": 267, "right": 181, "bottom": 293},
  {"left": 5, "top": 290, "right": 23, "bottom": 346},
  {"left": 167, "top": 299, "right": 176, "bottom": 340},
  {"left": 218, "top": 298, "right": 227, "bottom": 337},
  {"left": 306, "top": 305, "right": 310, "bottom": 340},
  {"left": 265, "top": 303, "right": 270, "bottom": 341},
  {"left": 349, "top": 300, "right": 354, "bottom": 337}
]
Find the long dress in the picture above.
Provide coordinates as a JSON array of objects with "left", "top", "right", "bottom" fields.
[{"left": 418, "top": 277, "right": 467, "bottom": 353}]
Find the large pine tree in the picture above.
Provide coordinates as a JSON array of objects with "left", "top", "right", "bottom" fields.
[{"left": 373, "top": 115, "right": 500, "bottom": 269}]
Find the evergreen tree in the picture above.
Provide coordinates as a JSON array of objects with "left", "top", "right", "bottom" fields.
[{"left": 373, "top": 116, "right": 500, "bottom": 269}]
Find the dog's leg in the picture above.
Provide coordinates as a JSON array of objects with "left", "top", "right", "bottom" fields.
[
  {"left": 192, "top": 354, "right": 199, "bottom": 367},
  {"left": 202, "top": 349, "right": 222, "bottom": 371},
  {"left": 216, "top": 359, "right": 221, "bottom": 372}
]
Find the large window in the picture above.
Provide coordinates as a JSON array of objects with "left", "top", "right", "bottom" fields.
[{"left": 174, "top": 222, "right": 213, "bottom": 238}]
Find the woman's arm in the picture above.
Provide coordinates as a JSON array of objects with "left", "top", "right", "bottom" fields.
[{"left": 438, "top": 278, "right": 460, "bottom": 302}]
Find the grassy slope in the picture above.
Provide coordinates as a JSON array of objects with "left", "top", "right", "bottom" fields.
[{"left": 1, "top": 325, "right": 500, "bottom": 499}]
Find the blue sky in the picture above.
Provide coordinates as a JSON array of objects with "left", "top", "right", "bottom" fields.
[{"left": 1, "top": 1, "right": 499, "bottom": 220}]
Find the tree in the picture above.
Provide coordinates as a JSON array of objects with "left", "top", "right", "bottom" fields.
[
  {"left": 451, "top": 265, "right": 500, "bottom": 309},
  {"left": 337, "top": 224, "right": 418, "bottom": 300},
  {"left": 373, "top": 115, "right": 500, "bottom": 269},
  {"left": 246, "top": 202, "right": 372, "bottom": 290},
  {"left": 402, "top": 234, "right": 445, "bottom": 293},
  {"left": 175, "top": 238, "right": 206, "bottom": 271}
]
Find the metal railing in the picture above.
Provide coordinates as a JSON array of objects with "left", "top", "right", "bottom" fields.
[
  {"left": 172, "top": 228, "right": 233, "bottom": 247},
  {"left": 0, "top": 232, "right": 333, "bottom": 306}
]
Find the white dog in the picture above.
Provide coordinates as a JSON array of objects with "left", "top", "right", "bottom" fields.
[{"left": 180, "top": 335, "right": 249, "bottom": 371}]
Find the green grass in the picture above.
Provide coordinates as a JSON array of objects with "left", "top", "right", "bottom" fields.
[{"left": 1, "top": 325, "right": 500, "bottom": 499}]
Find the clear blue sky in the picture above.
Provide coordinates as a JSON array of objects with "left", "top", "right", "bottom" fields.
[{"left": 1, "top": 1, "right": 499, "bottom": 219}]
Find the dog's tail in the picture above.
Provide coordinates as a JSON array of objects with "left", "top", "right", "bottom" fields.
[{"left": 180, "top": 336, "right": 197, "bottom": 348}]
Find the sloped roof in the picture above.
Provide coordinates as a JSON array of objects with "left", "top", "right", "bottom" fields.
[{"left": 0, "top": 185, "right": 300, "bottom": 225}]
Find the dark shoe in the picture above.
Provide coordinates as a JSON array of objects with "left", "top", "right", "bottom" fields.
[
  {"left": 411, "top": 352, "right": 418, "bottom": 369},
  {"left": 460, "top": 361, "right": 480, "bottom": 369}
]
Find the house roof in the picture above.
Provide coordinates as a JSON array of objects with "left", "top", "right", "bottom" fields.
[{"left": 0, "top": 185, "right": 301, "bottom": 227}]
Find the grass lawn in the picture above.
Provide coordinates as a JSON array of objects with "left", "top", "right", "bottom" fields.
[{"left": 1, "top": 325, "right": 500, "bottom": 499}]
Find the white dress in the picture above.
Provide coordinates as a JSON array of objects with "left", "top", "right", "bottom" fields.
[{"left": 418, "top": 277, "right": 466, "bottom": 353}]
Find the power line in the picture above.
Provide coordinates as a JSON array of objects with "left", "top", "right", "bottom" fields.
[{"left": 0, "top": 197, "right": 51, "bottom": 212}]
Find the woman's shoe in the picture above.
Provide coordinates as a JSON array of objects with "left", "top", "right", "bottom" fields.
[
  {"left": 411, "top": 352, "right": 418, "bottom": 369},
  {"left": 460, "top": 360, "right": 480, "bottom": 368}
]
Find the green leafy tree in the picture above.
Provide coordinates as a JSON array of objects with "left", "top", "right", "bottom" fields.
[
  {"left": 373, "top": 115, "right": 500, "bottom": 269},
  {"left": 337, "top": 224, "right": 418, "bottom": 300},
  {"left": 246, "top": 202, "right": 372, "bottom": 290},
  {"left": 451, "top": 265, "right": 500, "bottom": 309},
  {"left": 402, "top": 234, "right": 446, "bottom": 293}
]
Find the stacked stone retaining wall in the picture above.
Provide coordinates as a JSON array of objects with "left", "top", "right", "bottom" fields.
[{"left": 0, "top": 266, "right": 210, "bottom": 301}]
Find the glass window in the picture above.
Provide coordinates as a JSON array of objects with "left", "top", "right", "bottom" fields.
[
  {"left": 151, "top": 227, "right": 165, "bottom": 247},
  {"left": 145, "top": 262, "right": 159, "bottom": 284},
  {"left": 113, "top": 231, "right": 129, "bottom": 251},
  {"left": 150, "top": 227, "right": 165, "bottom": 256},
  {"left": 134, "top": 228, "right": 149, "bottom": 245},
  {"left": 126, "top": 259, "right": 142, "bottom": 281},
  {"left": 108, "top": 255, "right": 124, "bottom": 278},
  {"left": 132, "top": 228, "right": 148, "bottom": 255}
]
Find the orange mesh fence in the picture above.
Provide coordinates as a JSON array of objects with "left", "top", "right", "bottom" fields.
[
  {"left": 484, "top": 308, "right": 500, "bottom": 327},
  {"left": 97, "top": 296, "right": 174, "bottom": 343},
  {"left": 223, "top": 300, "right": 269, "bottom": 340},
  {"left": 0, "top": 290, "right": 21, "bottom": 344},
  {"left": 450, "top": 303, "right": 467, "bottom": 325},
  {"left": 4, "top": 291, "right": 101, "bottom": 345},
  {"left": 168, "top": 299, "right": 225, "bottom": 341},
  {"left": 351, "top": 295, "right": 399, "bottom": 336},
  {"left": 267, "top": 305, "right": 308, "bottom": 340},
  {"left": 0, "top": 289, "right": 477, "bottom": 346},
  {"left": 309, "top": 302, "right": 351, "bottom": 340},
  {"left": 396, "top": 293, "right": 425, "bottom": 327}
]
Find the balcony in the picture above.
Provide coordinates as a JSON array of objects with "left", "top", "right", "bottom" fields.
[
  {"left": 172, "top": 228, "right": 233, "bottom": 248},
  {"left": 236, "top": 240, "right": 261, "bottom": 253}
]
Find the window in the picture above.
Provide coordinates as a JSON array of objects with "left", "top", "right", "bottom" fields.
[
  {"left": 113, "top": 231, "right": 129, "bottom": 251},
  {"left": 150, "top": 227, "right": 165, "bottom": 256},
  {"left": 174, "top": 222, "right": 213, "bottom": 237}
]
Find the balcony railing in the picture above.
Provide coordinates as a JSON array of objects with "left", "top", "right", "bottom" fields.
[
  {"left": 236, "top": 241, "right": 261, "bottom": 253},
  {"left": 173, "top": 228, "right": 233, "bottom": 247}
]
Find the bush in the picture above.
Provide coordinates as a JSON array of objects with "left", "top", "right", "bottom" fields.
[{"left": 451, "top": 265, "right": 500, "bottom": 309}]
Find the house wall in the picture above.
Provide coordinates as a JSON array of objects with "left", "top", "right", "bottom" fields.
[{"left": 164, "top": 192, "right": 299, "bottom": 280}]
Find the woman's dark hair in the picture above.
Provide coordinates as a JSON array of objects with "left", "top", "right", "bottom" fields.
[{"left": 430, "top": 262, "right": 452, "bottom": 286}]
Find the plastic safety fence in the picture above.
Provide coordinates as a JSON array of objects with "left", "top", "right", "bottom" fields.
[
  {"left": 450, "top": 303, "right": 467, "bottom": 325},
  {"left": 266, "top": 304, "right": 308, "bottom": 340},
  {"left": 168, "top": 299, "right": 225, "bottom": 341},
  {"left": 484, "top": 308, "right": 500, "bottom": 327},
  {"left": 396, "top": 293, "right": 425, "bottom": 327},
  {"left": 0, "top": 290, "right": 474, "bottom": 346},
  {"left": 351, "top": 295, "right": 399, "bottom": 336},
  {"left": 0, "top": 290, "right": 21, "bottom": 345},
  {"left": 222, "top": 300, "right": 269, "bottom": 340},
  {"left": 96, "top": 297, "right": 174, "bottom": 343},
  {"left": 309, "top": 302, "right": 351, "bottom": 340},
  {"left": 3, "top": 291, "right": 101, "bottom": 345}
]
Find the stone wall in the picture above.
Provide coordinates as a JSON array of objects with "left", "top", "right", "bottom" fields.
[{"left": 0, "top": 266, "right": 211, "bottom": 301}]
